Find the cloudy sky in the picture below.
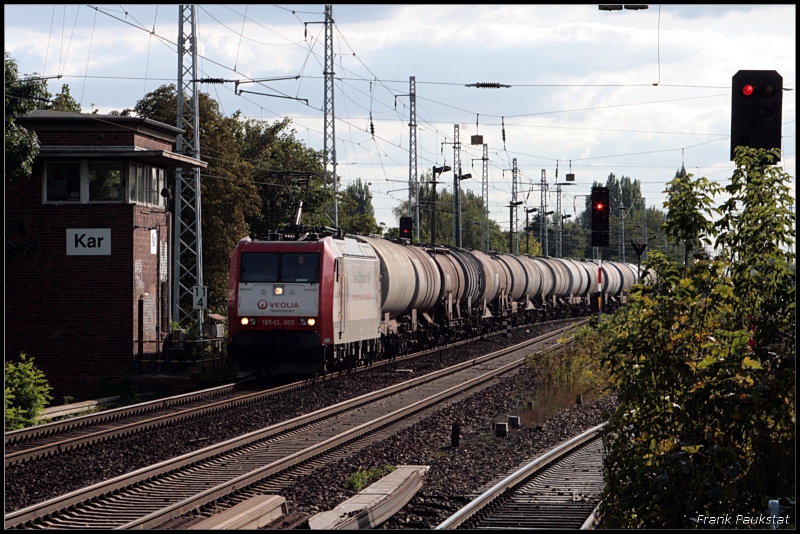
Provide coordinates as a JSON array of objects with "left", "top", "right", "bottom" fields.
[{"left": 5, "top": 4, "right": 796, "bottom": 231}]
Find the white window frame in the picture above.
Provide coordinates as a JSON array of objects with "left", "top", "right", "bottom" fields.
[
  {"left": 128, "top": 163, "right": 165, "bottom": 208},
  {"left": 44, "top": 160, "right": 165, "bottom": 208}
]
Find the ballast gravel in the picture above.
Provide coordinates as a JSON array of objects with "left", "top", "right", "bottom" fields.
[{"left": 4, "top": 320, "right": 607, "bottom": 526}]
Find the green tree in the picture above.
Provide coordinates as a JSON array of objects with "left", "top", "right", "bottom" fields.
[
  {"left": 239, "top": 117, "right": 331, "bottom": 234},
  {"left": 4, "top": 51, "right": 44, "bottom": 182},
  {"left": 47, "top": 83, "right": 81, "bottom": 112},
  {"left": 5, "top": 353, "right": 53, "bottom": 430},
  {"left": 600, "top": 146, "right": 795, "bottom": 528},
  {"left": 130, "top": 84, "right": 260, "bottom": 314},
  {"left": 662, "top": 171, "right": 721, "bottom": 267},
  {"left": 393, "top": 172, "right": 509, "bottom": 251},
  {"left": 339, "top": 178, "right": 378, "bottom": 235}
]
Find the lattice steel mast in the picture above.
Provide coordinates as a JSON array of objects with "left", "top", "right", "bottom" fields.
[
  {"left": 481, "top": 144, "right": 489, "bottom": 253},
  {"left": 408, "top": 77, "right": 418, "bottom": 239},
  {"left": 540, "top": 169, "right": 548, "bottom": 256},
  {"left": 452, "top": 124, "right": 461, "bottom": 247},
  {"left": 510, "top": 158, "right": 519, "bottom": 254},
  {"left": 173, "top": 4, "right": 203, "bottom": 328},
  {"left": 323, "top": 5, "right": 337, "bottom": 226}
]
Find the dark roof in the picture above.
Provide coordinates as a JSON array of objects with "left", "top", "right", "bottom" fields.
[{"left": 18, "top": 110, "right": 184, "bottom": 135}]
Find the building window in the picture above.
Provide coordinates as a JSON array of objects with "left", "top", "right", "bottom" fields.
[
  {"left": 46, "top": 162, "right": 81, "bottom": 202},
  {"left": 128, "top": 163, "right": 166, "bottom": 208},
  {"left": 45, "top": 160, "right": 164, "bottom": 207},
  {"left": 88, "top": 162, "right": 124, "bottom": 201}
]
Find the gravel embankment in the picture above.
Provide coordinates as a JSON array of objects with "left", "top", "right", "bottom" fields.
[{"left": 4, "top": 322, "right": 573, "bottom": 513}]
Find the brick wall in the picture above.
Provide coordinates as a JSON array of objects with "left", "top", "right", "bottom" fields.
[
  {"left": 26, "top": 126, "right": 172, "bottom": 152},
  {"left": 6, "top": 161, "right": 169, "bottom": 402},
  {"left": 35, "top": 130, "right": 137, "bottom": 147}
]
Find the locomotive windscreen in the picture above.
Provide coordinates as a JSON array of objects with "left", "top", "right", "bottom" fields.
[
  {"left": 282, "top": 253, "right": 320, "bottom": 283},
  {"left": 240, "top": 252, "right": 319, "bottom": 283}
]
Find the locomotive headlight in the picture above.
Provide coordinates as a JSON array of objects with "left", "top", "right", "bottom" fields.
[
  {"left": 274, "top": 286, "right": 284, "bottom": 295},
  {"left": 307, "top": 318, "right": 316, "bottom": 326},
  {"left": 300, "top": 318, "right": 307, "bottom": 326},
  {"left": 241, "top": 317, "right": 249, "bottom": 326}
]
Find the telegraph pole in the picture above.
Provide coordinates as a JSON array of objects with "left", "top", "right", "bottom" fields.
[{"left": 174, "top": 4, "right": 203, "bottom": 329}]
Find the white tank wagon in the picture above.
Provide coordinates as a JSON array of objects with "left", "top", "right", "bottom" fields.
[
  {"left": 516, "top": 255, "right": 544, "bottom": 300},
  {"left": 400, "top": 244, "right": 441, "bottom": 315},
  {"left": 355, "top": 236, "right": 416, "bottom": 320},
  {"left": 448, "top": 248, "right": 484, "bottom": 314},
  {"left": 530, "top": 257, "right": 556, "bottom": 303},
  {"left": 495, "top": 253, "right": 529, "bottom": 303},
  {"left": 577, "top": 260, "right": 599, "bottom": 296},
  {"left": 470, "top": 250, "right": 504, "bottom": 315}
]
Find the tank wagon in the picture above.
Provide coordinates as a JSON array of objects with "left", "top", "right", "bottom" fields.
[{"left": 227, "top": 228, "right": 641, "bottom": 375}]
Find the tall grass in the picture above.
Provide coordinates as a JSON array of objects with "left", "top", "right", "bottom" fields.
[{"left": 522, "top": 326, "right": 609, "bottom": 427}]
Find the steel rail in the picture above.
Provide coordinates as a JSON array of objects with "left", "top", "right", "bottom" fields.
[
  {"left": 5, "top": 322, "right": 581, "bottom": 530},
  {"left": 435, "top": 423, "right": 606, "bottom": 530},
  {"left": 4, "top": 382, "right": 240, "bottom": 447},
  {"left": 5, "top": 318, "right": 580, "bottom": 468},
  {"left": 121, "top": 334, "right": 570, "bottom": 530}
]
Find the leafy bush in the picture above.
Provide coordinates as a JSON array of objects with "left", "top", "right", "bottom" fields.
[
  {"left": 600, "top": 147, "right": 795, "bottom": 528},
  {"left": 5, "top": 353, "right": 53, "bottom": 430},
  {"left": 344, "top": 464, "right": 396, "bottom": 492}
]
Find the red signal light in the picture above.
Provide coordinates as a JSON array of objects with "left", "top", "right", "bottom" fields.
[
  {"left": 742, "top": 84, "right": 754, "bottom": 97},
  {"left": 596, "top": 203, "right": 603, "bottom": 210}
]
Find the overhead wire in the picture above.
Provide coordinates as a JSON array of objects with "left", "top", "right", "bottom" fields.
[{"left": 79, "top": 7, "right": 98, "bottom": 110}]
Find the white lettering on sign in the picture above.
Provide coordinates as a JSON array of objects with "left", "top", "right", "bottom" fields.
[
  {"left": 150, "top": 229, "right": 158, "bottom": 254},
  {"left": 67, "top": 229, "right": 111, "bottom": 256}
]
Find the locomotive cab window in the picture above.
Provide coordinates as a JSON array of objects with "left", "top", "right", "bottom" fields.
[
  {"left": 240, "top": 252, "right": 279, "bottom": 283},
  {"left": 282, "top": 253, "right": 320, "bottom": 283},
  {"left": 239, "top": 252, "right": 320, "bottom": 283}
]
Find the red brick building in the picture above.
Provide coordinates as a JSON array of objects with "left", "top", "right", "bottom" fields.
[{"left": 6, "top": 110, "right": 206, "bottom": 401}]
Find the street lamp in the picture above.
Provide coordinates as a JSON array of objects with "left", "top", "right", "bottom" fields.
[
  {"left": 508, "top": 200, "right": 524, "bottom": 253},
  {"left": 456, "top": 173, "right": 472, "bottom": 248},
  {"left": 538, "top": 211, "right": 554, "bottom": 256},
  {"left": 525, "top": 208, "right": 538, "bottom": 254},
  {"left": 618, "top": 206, "right": 628, "bottom": 262},
  {"left": 431, "top": 165, "right": 451, "bottom": 247},
  {"left": 559, "top": 214, "right": 572, "bottom": 257}
]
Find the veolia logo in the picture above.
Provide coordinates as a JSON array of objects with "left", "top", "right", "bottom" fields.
[
  {"left": 270, "top": 302, "right": 299, "bottom": 309},
  {"left": 257, "top": 300, "right": 268, "bottom": 309}
]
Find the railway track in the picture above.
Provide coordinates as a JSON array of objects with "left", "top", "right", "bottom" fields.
[
  {"left": 436, "top": 424, "right": 605, "bottom": 530},
  {"left": 5, "top": 321, "right": 582, "bottom": 530},
  {"left": 4, "top": 317, "right": 579, "bottom": 469}
]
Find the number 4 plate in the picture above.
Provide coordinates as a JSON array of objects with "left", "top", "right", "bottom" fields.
[{"left": 192, "top": 286, "right": 208, "bottom": 310}]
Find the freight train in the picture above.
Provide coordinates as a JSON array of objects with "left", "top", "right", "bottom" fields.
[{"left": 227, "top": 227, "right": 647, "bottom": 375}]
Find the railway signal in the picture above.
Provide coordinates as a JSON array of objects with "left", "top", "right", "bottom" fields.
[
  {"left": 399, "top": 216, "right": 413, "bottom": 240},
  {"left": 591, "top": 187, "right": 610, "bottom": 247},
  {"left": 730, "top": 70, "right": 783, "bottom": 162}
]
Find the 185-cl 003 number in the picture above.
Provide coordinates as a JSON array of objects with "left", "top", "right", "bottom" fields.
[{"left": 263, "top": 318, "right": 296, "bottom": 326}]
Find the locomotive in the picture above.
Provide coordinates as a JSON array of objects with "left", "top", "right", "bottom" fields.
[{"left": 227, "top": 226, "right": 646, "bottom": 375}]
